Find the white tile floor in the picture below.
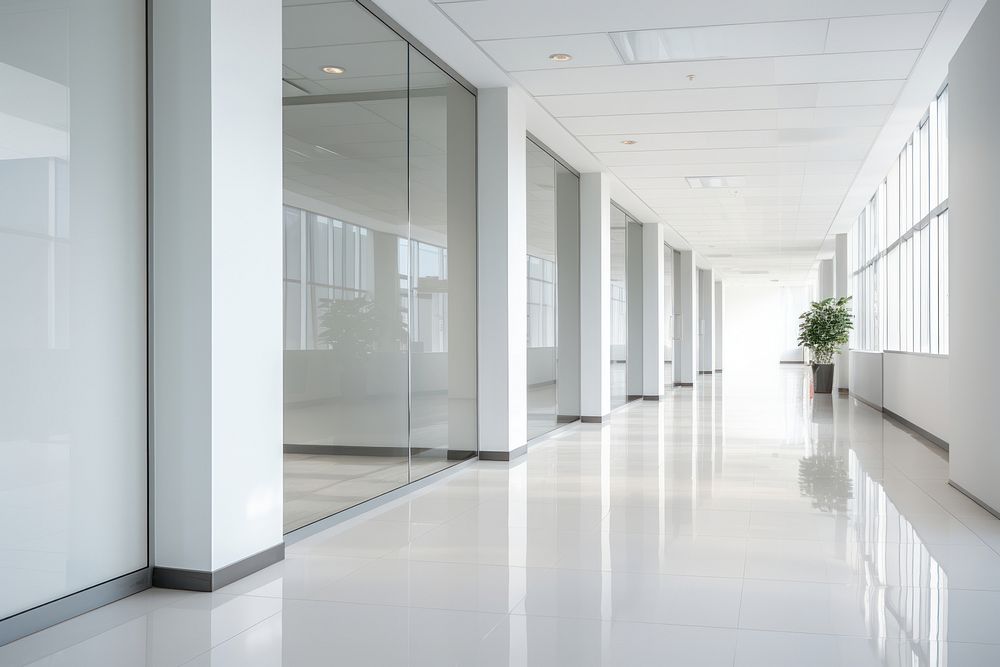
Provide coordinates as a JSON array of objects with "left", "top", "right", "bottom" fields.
[{"left": 4, "top": 366, "right": 1000, "bottom": 665}]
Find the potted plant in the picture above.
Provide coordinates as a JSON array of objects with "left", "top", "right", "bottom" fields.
[{"left": 797, "top": 296, "right": 853, "bottom": 394}]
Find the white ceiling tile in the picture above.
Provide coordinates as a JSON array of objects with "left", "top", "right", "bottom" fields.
[
  {"left": 437, "top": 0, "right": 947, "bottom": 41},
  {"left": 478, "top": 33, "right": 621, "bottom": 70},
  {"left": 609, "top": 19, "right": 829, "bottom": 62},
  {"left": 816, "top": 80, "right": 903, "bottom": 106},
  {"left": 539, "top": 84, "right": 819, "bottom": 116},
  {"left": 825, "top": 13, "right": 939, "bottom": 53}
]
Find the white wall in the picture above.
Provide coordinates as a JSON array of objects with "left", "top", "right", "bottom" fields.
[
  {"left": 883, "top": 352, "right": 950, "bottom": 442},
  {"left": 724, "top": 284, "right": 784, "bottom": 371},
  {"left": 849, "top": 351, "right": 883, "bottom": 409},
  {"left": 724, "top": 284, "right": 811, "bottom": 371},
  {"left": 948, "top": 0, "right": 1000, "bottom": 511}
]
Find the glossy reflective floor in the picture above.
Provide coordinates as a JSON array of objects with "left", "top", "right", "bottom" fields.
[{"left": 6, "top": 367, "right": 1000, "bottom": 666}]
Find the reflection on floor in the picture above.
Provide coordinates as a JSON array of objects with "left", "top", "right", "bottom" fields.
[
  {"left": 526, "top": 382, "right": 558, "bottom": 440},
  {"left": 7, "top": 367, "right": 1000, "bottom": 665},
  {"left": 284, "top": 453, "right": 459, "bottom": 532}
]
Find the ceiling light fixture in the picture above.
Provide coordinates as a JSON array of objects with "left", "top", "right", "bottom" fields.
[
  {"left": 548, "top": 53, "right": 573, "bottom": 62},
  {"left": 320, "top": 65, "right": 346, "bottom": 74},
  {"left": 621, "top": 139, "right": 638, "bottom": 145}
]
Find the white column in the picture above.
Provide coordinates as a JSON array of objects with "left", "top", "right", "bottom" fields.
[
  {"left": 698, "top": 268, "right": 716, "bottom": 373},
  {"left": 949, "top": 1, "right": 1000, "bottom": 514},
  {"left": 714, "top": 281, "right": 725, "bottom": 372},
  {"left": 819, "top": 258, "right": 835, "bottom": 300},
  {"left": 834, "top": 234, "right": 850, "bottom": 391},
  {"left": 580, "top": 173, "right": 611, "bottom": 419},
  {"left": 477, "top": 88, "right": 527, "bottom": 457},
  {"left": 642, "top": 223, "right": 665, "bottom": 398},
  {"left": 675, "top": 251, "right": 697, "bottom": 385},
  {"left": 150, "top": 0, "right": 283, "bottom": 587}
]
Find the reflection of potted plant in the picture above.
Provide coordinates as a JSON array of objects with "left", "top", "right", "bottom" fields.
[
  {"left": 798, "top": 454, "right": 853, "bottom": 513},
  {"left": 316, "top": 297, "right": 407, "bottom": 393},
  {"left": 797, "top": 297, "right": 853, "bottom": 394}
]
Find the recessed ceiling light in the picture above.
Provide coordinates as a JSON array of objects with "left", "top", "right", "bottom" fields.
[
  {"left": 548, "top": 53, "right": 573, "bottom": 62},
  {"left": 320, "top": 65, "right": 346, "bottom": 75},
  {"left": 621, "top": 139, "right": 638, "bottom": 145}
]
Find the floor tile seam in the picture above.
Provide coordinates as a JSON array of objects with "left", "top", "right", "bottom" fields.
[
  {"left": 950, "top": 515, "right": 1000, "bottom": 559},
  {"left": 507, "top": 608, "right": 742, "bottom": 633},
  {"left": 176, "top": 607, "right": 284, "bottom": 667},
  {"left": 384, "top": 557, "right": 752, "bottom": 582},
  {"left": 729, "top": 624, "right": 1000, "bottom": 645},
  {"left": 220, "top": 591, "right": 520, "bottom": 619},
  {"left": 498, "top": 611, "right": 745, "bottom": 634},
  {"left": 0, "top": 591, "right": 193, "bottom": 665}
]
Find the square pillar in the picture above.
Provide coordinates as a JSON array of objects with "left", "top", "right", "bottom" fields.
[
  {"left": 675, "top": 251, "right": 697, "bottom": 386},
  {"left": 714, "top": 281, "right": 725, "bottom": 372},
  {"left": 698, "top": 268, "right": 716, "bottom": 374},
  {"left": 150, "top": 0, "right": 284, "bottom": 589},
  {"left": 477, "top": 88, "right": 527, "bottom": 458},
  {"left": 580, "top": 173, "right": 611, "bottom": 419},
  {"left": 819, "top": 258, "right": 835, "bottom": 300},
  {"left": 834, "top": 234, "right": 850, "bottom": 391},
  {"left": 642, "top": 223, "right": 665, "bottom": 398}
]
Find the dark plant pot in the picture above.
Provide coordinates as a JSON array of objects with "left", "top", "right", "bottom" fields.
[{"left": 812, "top": 363, "right": 834, "bottom": 394}]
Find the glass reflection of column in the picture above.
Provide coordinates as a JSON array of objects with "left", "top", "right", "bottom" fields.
[
  {"left": 848, "top": 450, "right": 948, "bottom": 665},
  {"left": 408, "top": 46, "right": 478, "bottom": 479}
]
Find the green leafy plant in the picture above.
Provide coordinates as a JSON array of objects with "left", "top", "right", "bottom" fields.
[{"left": 797, "top": 296, "right": 853, "bottom": 364}]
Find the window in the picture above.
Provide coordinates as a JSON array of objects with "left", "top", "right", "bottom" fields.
[{"left": 849, "top": 88, "right": 949, "bottom": 355}]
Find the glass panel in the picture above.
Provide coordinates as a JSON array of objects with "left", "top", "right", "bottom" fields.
[
  {"left": 939, "top": 88, "right": 949, "bottom": 201},
  {"left": 610, "top": 206, "right": 628, "bottom": 408},
  {"left": 526, "top": 140, "right": 559, "bottom": 439},
  {"left": 0, "top": 0, "right": 147, "bottom": 619},
  {"left": 408, "top": 47, "right": 478, "bottom": 478},
  {"left": 929, "top": 217, "right": 939, "bottom": 354},
  {"left": 939, "top": 210, "right": 949, "bottom": 354},
  {"left": 626, "top": 219, "right": 644, "bottom": 397},
  {"left": 282, "top": 9, "right": 410, "bottom": 532}
]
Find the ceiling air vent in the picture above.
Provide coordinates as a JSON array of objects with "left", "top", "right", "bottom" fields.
[{"left": 686, "top": 176, "right": 747, "bottom": 189}]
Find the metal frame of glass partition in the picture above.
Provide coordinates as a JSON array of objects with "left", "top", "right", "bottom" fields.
[{"left": 281, "top": 0, "right": 478, "bottom": 534}]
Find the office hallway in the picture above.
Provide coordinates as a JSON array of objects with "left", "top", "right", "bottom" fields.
[{"left": 3, "top": 367, "right": 1000, "bottom": 666}]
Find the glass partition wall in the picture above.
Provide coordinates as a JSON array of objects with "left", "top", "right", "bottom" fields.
[
  {"left": 610, "top": 205, "right": 644, "bottom": 408},
  {"left": 0, "top": 0, "right": 147, "bottom": 625},
  {"left": 282, "top": 1, "right": 476, "bottom": 533},
  {"left": 526, "top": 140, "right": 580, "bottom": 440}
]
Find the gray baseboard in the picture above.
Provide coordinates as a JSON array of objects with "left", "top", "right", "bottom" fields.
[
  {"left": 780, "top": 361, "right": 805, "bottom": 364},
  {"left": 850, "top": 393, "right": 883, "bottom": 412},
  {"left": 948, "top": 480, "right": 1000, "bottom": 520},
  {"left": 580, "top": 415, "right": 608, "bottom": 423},
  {"left": 882, "top": 407, "right": 949, "bottom": 452},
  {"left": 838, "top": 388, "right": 850, "bottom": 395},
  {"left": 698, "top": 370, "right": 714, "bottom": 375},
  {"left": 674, "top": 382, "right": 694, "bottom": 387},
  {"left": 0, "top": 568, "right": 151, "bottom": 646},
  {"left": 284, "top": 443, "right": 409, "bottom": 457},
  {"left": 642, "top": 395, "right": 662, "bottom": 401},
  {"left": 479, "top": 444, "right": 527, "bottom": 462},
  {"left": 556, "top": 414, "right": 580, "bottom": 423},
  {"left": 152, "top": 543, "right": 284, "bottom": 592}
]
